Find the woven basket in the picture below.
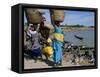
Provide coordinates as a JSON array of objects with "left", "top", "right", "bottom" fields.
[
  {"left": 52, "top": 10, "right": 64, "bottom": 22},
  {"left": 25, "top": 9, "right": 42, "bottom": 24}
]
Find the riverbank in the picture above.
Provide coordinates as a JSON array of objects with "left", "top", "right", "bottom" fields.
[
  {"left": 24, "top": 53, "right": 94, "bottom": 69},
  {"left": 24, "top": 50, "right": 94, "bottom": 69},
  {"left": 61, "top": 27, "right": 94, "bottom": 32}
]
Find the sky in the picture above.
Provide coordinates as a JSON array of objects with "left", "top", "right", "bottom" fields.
[
  {"left": 24, "top": 9, "right": 95, "bottom": 26},
  {"left": 62, "top": 10, "right": 95, "bottom": 26}
]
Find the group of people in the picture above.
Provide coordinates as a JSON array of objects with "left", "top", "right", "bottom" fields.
[{"left": 24, "top": 17, "right": 64, "bottom": 66}]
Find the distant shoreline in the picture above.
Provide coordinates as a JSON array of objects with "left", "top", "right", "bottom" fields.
[{"left": 61, "top": 27, "right": 94, "bottom": 32}]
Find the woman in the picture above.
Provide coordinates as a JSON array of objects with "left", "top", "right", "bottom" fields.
[
  {"left": 28, "top": 24, "right": 42, "bottom": 62},
  {"left": 52, "top": 21, "right": 64, "bottom": 66}
]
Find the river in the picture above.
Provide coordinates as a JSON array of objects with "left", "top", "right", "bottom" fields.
[{"left": 64, "top": 29, "right": 95, "bottom": 47}]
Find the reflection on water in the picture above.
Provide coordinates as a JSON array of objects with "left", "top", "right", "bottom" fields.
[{"left": 64, "top": 29, "right": 94, "bottom": 47}]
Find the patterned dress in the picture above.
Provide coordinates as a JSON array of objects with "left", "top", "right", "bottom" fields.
[{"left": 31, "top": 31, "right": 42, "bottom": 57}]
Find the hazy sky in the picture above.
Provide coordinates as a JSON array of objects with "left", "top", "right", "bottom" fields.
[
  {"left": 62, "top": 10, "right": 95, "bottom": 26},
  {"left": 24, "top": 9, "right": 95, "bottom": 26}
]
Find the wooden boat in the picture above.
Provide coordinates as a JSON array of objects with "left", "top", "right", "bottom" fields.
[{"left": 74, "top": 35, "right": 84, "bottom": 40}]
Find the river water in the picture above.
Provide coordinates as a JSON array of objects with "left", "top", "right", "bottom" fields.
[{"left": 64, "top": 29, "right": 95, "bottom": 47}]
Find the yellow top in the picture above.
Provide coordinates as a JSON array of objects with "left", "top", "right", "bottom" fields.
[
  {"left": 47, "top": 38, "right": 52, "bottom": 43},
  {"left": 43, "top": 46, "right": 53, "bottom": 58}
]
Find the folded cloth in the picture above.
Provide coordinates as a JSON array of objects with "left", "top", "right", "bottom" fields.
[{"left": 52, "top": 33, "right": 64, "bottom": 42}]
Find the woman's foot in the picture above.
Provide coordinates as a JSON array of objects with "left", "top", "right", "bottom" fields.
[
  {"left": 53, "top": 63, "right": 58, "bottom": 67},
  {"left": 57, "top": 60, "right": 62, "bottom": 66},
  {"left": 34, "top": 59, "right": 37, "bottom": 63}
]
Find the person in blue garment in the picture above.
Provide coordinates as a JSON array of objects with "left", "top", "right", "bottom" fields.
[{"left": 52, "top": 21, "right": 64, "bottom": 66}]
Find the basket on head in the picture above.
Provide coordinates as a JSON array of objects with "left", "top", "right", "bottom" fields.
[
  {"left": 25, "top": 8, "right": 42, "bottom": 24},
  {"left": 52, "top": 10, "right": 64, "bottom": 22}
]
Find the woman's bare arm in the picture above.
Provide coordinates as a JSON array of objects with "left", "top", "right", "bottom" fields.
[{"left": 49, "top": 10, "right": 56, "bottom": 28}]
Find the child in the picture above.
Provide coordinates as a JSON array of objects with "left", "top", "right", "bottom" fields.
[{"left": 43, "top": 38, "right": 53, "bottom": 60}]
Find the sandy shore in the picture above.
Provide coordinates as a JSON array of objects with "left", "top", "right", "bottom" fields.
[
  {"left": 24, "top": 57, "right": 80, "bottom": 69},
  {"left": 24, "top": 53, "right": 94, "bottom": 69}
]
